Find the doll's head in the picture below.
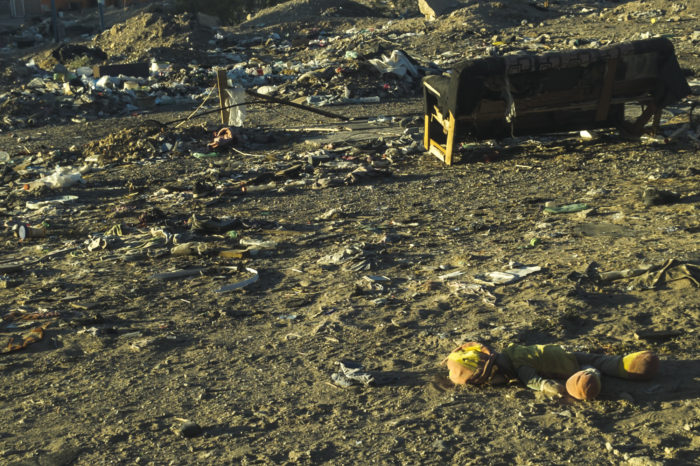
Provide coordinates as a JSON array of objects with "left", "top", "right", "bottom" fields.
[{"left": 444, "top": 342, "right": 506, "bottom": 385}]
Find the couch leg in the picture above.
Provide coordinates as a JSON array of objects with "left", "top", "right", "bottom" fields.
[
  {"left": 424, "top": 114, "right": 430, "bottom": 151},
  {"left": 444, "top": 112, "right": 456, "bottom": 166}
]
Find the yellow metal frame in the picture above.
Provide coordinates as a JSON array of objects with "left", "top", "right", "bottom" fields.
[{"left": 424, "top": 110, "right": 456, "bottom": 166}]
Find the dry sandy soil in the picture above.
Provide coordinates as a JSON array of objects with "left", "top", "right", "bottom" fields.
[{"left": 0, "top": 0, "right": 699, "bottom": 464}]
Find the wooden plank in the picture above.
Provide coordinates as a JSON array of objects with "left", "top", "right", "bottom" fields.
[
  {"left": 429, "top": 143, "right": 447, "bottom": 163},
  {"left": 216, "top": 69, "right": 229, "bottom": 125},
  {"left": 595, "top": 58, "right": 619, "bottom": 121},
  {"left": 423, "top": 80, "right": 442, "bottom": 97}
]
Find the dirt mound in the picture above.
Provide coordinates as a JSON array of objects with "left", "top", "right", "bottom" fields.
[
  {"left": 28, "top": 10, "right": 211, "bottom": 69},
  {"left": 81, "top": 123, "right": 167, "bottom": 163},
  {"left": 240, "top": 0, "right": 380, "bottom": 27},
  {"left": 89, "top": 10, "right": 205, "bottom": 63}
]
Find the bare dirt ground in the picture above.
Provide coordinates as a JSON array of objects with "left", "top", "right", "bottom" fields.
[{"left": 1, "top": 0, "right": 699, "bottom": 464}]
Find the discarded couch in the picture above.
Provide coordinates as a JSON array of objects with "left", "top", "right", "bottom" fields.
[{"left": 423, "top": 37, "right": 691, "bottom": 165}]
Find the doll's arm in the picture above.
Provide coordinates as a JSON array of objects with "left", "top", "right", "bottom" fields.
[{"left": 517, "top": 365, "right": 566, "bottom": 397}]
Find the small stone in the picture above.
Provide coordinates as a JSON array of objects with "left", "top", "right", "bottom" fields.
[
  {"left": 619, "top": 391, "right": 635, "bottom": 402},
  {"left": 625, "top": 456, "right": 663, "bottom": 466},
  {"left": 288, "top": 450, "right": 310, "bottom": 462},
  {"left": 433, "top": 439, "right": 448, "bottom": 451},
  {"left": 605, "top": 442, "right": 613, "bottom": 451},
  {"left": 179, "top": 421, "right": 203, "bottom": 438}
]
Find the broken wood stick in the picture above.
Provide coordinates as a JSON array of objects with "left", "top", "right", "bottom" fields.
[{"left": 244, "top": 89, "right": 350, "bottom": 121}]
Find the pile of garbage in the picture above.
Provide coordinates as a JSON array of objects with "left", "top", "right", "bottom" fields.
[{"left": 1, "top": 24, "right": 432, "bottom": 130}]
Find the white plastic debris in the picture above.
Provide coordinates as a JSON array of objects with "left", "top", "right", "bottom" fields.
[
  {"left": 150, "top": 60, "right": 171, "bottom": 76},
  {"left": 95, "top": 75, "right": 120, "bottom": 90},
  {"left": 26, "top": 195, "right": 78, "bottom": 210},
  {"left": 438, "top": 270, "right": 466, "bottom": 280},
  {"left": 75, "top": 66, "right": 93, "bottom": 77},
  {"left": 26, "top": 77, "right": 45, "bottom": 89},
  {"left": 224, "top": 85, "right": 246, "bottom": 127},
  {"left": 37, "top": 166, "right": 84, "bottom": 189},
  {"left": 215, "top": 268, "right": 259, "bottom": 293},
  {"left": 331, "top": 362, "right": 374, "bottom": 387},
  {"left": 368, "top": 50, "right": 419, "bottom": 79},
  {"left": 238, "top": 238, "right": 277, "bottom": 249},
  {"left": 256, "top": 85, "right": 278, "bottom": 95},
  {"left": 474, "top": 265, "right": 542, "bottom": 285}
]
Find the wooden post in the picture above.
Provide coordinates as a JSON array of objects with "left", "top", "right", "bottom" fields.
[
  {"left": 595, "top": 58, "right": 618, "bottom": 122},
  {"left": 216, "top": 69, "right": 229, "bottom": 125}
]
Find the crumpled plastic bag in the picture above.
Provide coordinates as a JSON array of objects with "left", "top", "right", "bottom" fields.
[
  {"left": 224, "top": 86, "right": 246, "bottom": 127},
  {"left": 331, "top": 361, "right": 374, "bottom": 387},
  {"left": 38, "top": 166, "right": 84, "bottom": 189},
  {"left": 473, "top": 265, "right": 542, "bottom": 285},
  {"left": 369, "top": 50, "right": 420, "bottom": 79},
  {"left": 632, "top": 259, "right": 700, "bottom": 289}
]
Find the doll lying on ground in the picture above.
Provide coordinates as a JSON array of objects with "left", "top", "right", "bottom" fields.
[{"left": 444, "top": 342, "right": 659, "bottom": 400}]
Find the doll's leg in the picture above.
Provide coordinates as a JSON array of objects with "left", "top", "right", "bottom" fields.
[
  {"left": 573, "top": 352, "right": 622, "bottom": 376},
  {"left": 574, "top": 351, "right": 658, "bottom": 380}
]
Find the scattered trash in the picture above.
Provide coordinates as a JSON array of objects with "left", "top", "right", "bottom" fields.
[
  {"left": 2, "top": 324, "right": 47, "bottom": 354},
  {"left": 544, "top": 203, "right": 589, "bottom": 214},
  {"left": 575, "top": 223, "right": 633, "bottom": 238},
  {"left": 363, "top": 275, "right": 390, "bottom": 282},
  {"left": 26, "top": 195, "right": 79, "bottom": 210},
  {"left": 16, "top": 223, "right": 47, "bottom": 240},
  {"left": 331, "top": 361, "right": 374, "bottom": 387},
  {"left": 192, "top": 152, "right": 221, "bottom": 159},
  {"left": 152, "top": 268, "right": 208, "bottom": 281},
  {"left": 207, "top": 127, "right": 236, "bottom": 150},
  {"left": 527, "top": 237, "right": 541, "bottom": 248},
  {"left": 369, "top": 50, "right": 420, "bottom": 79},
  {"left": 170, "top": 242, "right": 208, "bottom": 256},
  {"left": 86, "top": 236, "right": 118, "bottom": 252},
  {"left": 596, "top": 259, "right": 700, "bottom": 289},
  {"left": 32, "top": 166, "right": 84, "bottom": 189},
  {"left": 447, "top": 282, "right": 497, "bottom": 306},
  {"left": 474, "top": 264, "right": 542, "bottom": 285},
  {"left": 0, "top": 4, "right": 696, "bottom": 461},
  {"left": 215, "top": 267, "right": 259, "bottom": 293}
]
